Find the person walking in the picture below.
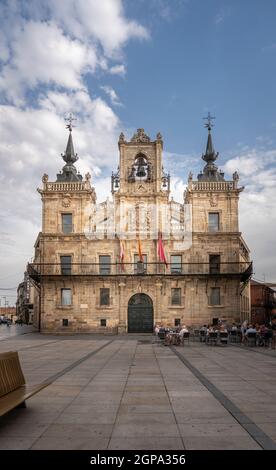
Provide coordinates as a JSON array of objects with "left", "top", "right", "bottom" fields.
[{"left": 241, "top": 320, "right": 248, "bottom": 344}]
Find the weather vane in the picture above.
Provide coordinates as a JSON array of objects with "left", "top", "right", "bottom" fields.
[
  {"left": 203, "top": 112, "right": 215, "bottom": 131},
  {"left": 65, "top": 112, "right": 77, "bottom": 132}
]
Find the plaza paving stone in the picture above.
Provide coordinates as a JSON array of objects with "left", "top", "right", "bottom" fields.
[{"left": 0, "top": 332, "right": 276, "bottom": 449}]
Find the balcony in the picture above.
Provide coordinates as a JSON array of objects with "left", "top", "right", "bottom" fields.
[{"left": 27, "top": 261, "right": 252, "bottom": 280}]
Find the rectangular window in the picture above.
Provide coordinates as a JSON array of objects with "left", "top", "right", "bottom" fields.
[
  {"left": 61, "top": 289, "right": 72, "bottom": 306},
  {"left": 209, "top": 255, "right": 221, "bottom": 274},
  {"left": 171, "top": 288, "right": 181, "bottom": 306},
  {"left": 100, "top": 288, "right": 110, "bottom": 306},
  {"left": 210, "top": 287, "right": 221, "bottom": 305},
  {"left": 175, "top": 318, "right": 181, "bottom": 326},
  {"left": 209, "top": 213, "right": 219, "bottom": 232},
  {"left": 60, "top": 255, "right": 72, "bottom": 275},
  {"left": 99, "top": 255, "right": 111, "bottom": 275},
  {"left": 171, "top": 255, "right": 182, "bottom": 274},
  {"left": 62, "top": 213, "right": 73, "bottom": 234},
  {"left": 134, "top": 254, "right": 147, "bottom": 274},
  {"left": 62, "top": 318, "right": 69, "bottom": 326},
  {"left": 100, "top": 319, "right": 107, "bottom": 327}
]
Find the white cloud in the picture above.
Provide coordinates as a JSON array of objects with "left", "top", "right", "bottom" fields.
[
  {"left": 0, "top": 31, "right": 10, "bottom": 62},
  {"left": 45, "top": 0, "right": 149, "bottom": 58},
  {"left": 223, "top": 149, "right": 276, "bottom": 280},
  {"left": 109, "top": 64, "right": 126, "bottom": 76},
  {"left": 0, "top": 1, "right": 149, "bottom": 104},
  {"left": 100, "top": 85, "right": 122, "bottom": 106},
  {"left": 0, "top": 21, "right": 98, "bottom": 104},
  {"left": 0, "top": 0, "right": 149, "bottom": 298},
  {"left": 164, "top": 151, "right": 199, "bottom": 175},
  {"left": 214, "top": 6, "right": 231, "bottom": 25},
  {"left": 224, "top": 151, "right": 276, "bottom": 177},
  {"left": 170, "top": 177, "right": 186, "bottom": 202}
]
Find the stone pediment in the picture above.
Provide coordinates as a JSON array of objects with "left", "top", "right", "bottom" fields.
[{"left": 131, "top": 128, "right": 151, "bottom": 143}]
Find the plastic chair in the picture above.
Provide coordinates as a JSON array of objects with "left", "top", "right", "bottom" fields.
[
  {"left": 229, "top": 330, "right": 238, "bottom": 343},
  {"left": 219, "top": 332, "right": 228, "bottom": 345},
  {"left": 246, "top": 332, "right": 256, "bottom": 347},
  {"left": 158, "top": 329, "right": 166, "bottom": 341},
  {"left": 208, "top": 332, "right": 218, "bottom": 346},
  {"left": 193, "top": 329, "right": 200, "bottom": 342},
  {"left": 200, "top": 330, "right": 206, "bottom": 343},
  {"left": 181, "top": 332, "right": 190, "bottom": 346}
]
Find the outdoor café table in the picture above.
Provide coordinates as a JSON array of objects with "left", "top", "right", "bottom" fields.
[
  {"left": 170, "top": 333, "right": 179, "bottom": 345},
  {"left": 165, "top": 332, "right": 179, "bottom": 345}
]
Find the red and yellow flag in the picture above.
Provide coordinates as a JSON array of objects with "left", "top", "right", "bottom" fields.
[
  {"left": 138, "top": 237, "right": 143, "bottom": 262},
  {"left": 158, "top": 232, "right": 168, "bottom": 267},
  {"left": 120, "top": 241, "right": 125, "bottom": 271}
]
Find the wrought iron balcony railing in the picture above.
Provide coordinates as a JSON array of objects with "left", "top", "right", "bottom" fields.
[{"left": 27, "top": 261, "right": 252, "bottom": 279}]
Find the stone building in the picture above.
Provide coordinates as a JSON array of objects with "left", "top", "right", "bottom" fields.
[
  {"left": 16, "top": 272, "right": 35, "bottom": 324},
  {"left": 251, "top": 280, "right": 276, "bottom": 324},
  {"left": 28, "top": 122, "right": 252, "bottom": 333},
  {"left": 0, "top": 307, "right": 16, "bottom": 322}
]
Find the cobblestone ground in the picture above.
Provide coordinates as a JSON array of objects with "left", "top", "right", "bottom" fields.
[{"left": 0, "top": 332, "right": 276, "bottom": 450}]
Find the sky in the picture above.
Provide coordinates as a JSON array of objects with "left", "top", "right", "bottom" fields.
[{"left": 0, "top": 0, "right": 276, "bottom": 306}]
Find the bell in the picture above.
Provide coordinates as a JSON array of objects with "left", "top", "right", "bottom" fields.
[{"left": 136, "top": 165, "right": 146, "bottom": 178}]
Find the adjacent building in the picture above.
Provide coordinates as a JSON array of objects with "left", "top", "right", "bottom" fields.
[
  {"left": 0, "top": 307, "right": 16, "bottom": 322},
  {"left": 16, "top": 272, "right": 35, "bottom": 324},
  {"left": 27, "top": 122, "right": 252, "bottom": 333},
  {"left": 251, "top": 280, "right": 276, "bottom": 324}
]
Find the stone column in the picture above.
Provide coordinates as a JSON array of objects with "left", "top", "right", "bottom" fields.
[
  {"left": 118, "top": 280, "right": 126, "bottom": 334},
  {"left": 155, "top": 280, "right": 163, "bottom": 325}
]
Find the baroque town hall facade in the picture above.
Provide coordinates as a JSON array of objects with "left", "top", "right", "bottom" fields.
[{"left": 28, "top": 122, "right": 252, "bottom": 333}]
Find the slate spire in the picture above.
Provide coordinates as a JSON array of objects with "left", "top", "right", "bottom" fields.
[
  {"left": 197, "top": 114, "right": 225, "bottom": 182},
  {"left": 64, "top": 131, "right": 76, "bottom": 164},
  {"left": 56, "top": 123, "right": 82, "bottom": 182}
]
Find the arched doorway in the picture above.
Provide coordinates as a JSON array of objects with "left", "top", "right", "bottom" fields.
[{"left": 128, "top": 294, "right": 153, "bottom": 333}]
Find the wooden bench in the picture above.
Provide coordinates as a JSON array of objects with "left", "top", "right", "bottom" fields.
[{"left": 0, "top": 351, "right": 48, "bottom": 417}]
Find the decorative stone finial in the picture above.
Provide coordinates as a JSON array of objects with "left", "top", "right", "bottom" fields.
[
  {"left": 233, "top": 171, "right": 239, "bottom": 181},
  {"left": 131, "top": 128, "right": 151, "bottom": 143},
  {"left": 119, "top": 132, "right": 125, "bottom": 143},
  {"left": 42, "top": 174, "right": 48, "bottom": 183},
  {"left": 156, "top": 132, "right": 163, "bottom": 141},
  {"left": 85, "top": 172, "right": 91, "bottom": 182}
]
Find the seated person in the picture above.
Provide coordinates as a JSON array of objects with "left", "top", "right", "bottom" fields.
[
  {"left": 206, "top": 326, "right": 214, "bottom": 335},
  {"left": 178, "top": 325, "right": 188, "bottom": 343},
  {"left": 254, "top": 323, "right": 260, "bottom": 333},
  {"left": 241, "top": 320, "right": 248, "bottom": 343},
  {"left": 154, "top": 324, "right": 160, "bottom": 336},
  {"left": 245, "top": 324, "right": 257, "bottom": 335},
  {"left": 179, "top": 325, "right": 188, "bottom": 335},
  {"left": 164, "top": 330, "right": 174, "bottom": 346}
]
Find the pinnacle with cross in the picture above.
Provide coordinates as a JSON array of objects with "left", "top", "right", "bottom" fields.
[
  {"left": 65, "top": 112, "right": 77, "bottom": 133},
  {"left": 56, "top": 113, "right": 83, "bottom": 182},
  {"left": 196, "top": 113, "right": 225, "bottom": 182},
  {"left": 203, "top": 112, "right": 215, "bottom": 131}
]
